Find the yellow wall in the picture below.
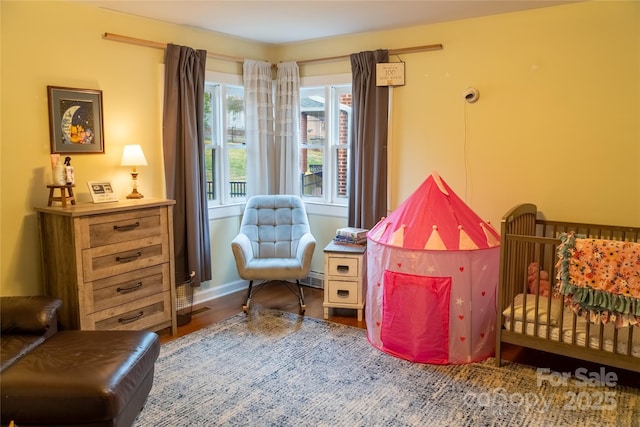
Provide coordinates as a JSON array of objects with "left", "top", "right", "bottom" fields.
[
  {"left": 281, "top": 1, "right": 640, "bottom": 229},
  {"left": 2, "top": 1, "right": 639, "bottom": 296},
  {"left": 0, "top": 1, "right": 271, "bottom": 295}
]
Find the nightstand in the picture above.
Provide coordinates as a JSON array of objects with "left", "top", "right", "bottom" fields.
[{"left": 323, "top": 241, "right": 366, "bottom": 321}]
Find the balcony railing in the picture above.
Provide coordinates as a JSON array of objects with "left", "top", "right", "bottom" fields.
[
  {"left": 206, "top": 181, "right": 246, "bottom": 200},
  {"left": 206, "top": 171, "right": 323, "bottom": 200},
  {"left": 207, "top": 181, "right": 214, "bottom": 199},
  {"left": 230, "top": 181, "right": 246, "bottom": 197}
]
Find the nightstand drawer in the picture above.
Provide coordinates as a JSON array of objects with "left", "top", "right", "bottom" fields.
[
  {"left": 86, "top": 207, "right": 165, "bottom": 248},
  {"left": 327, "top": 257, "right": 359, "bottom": 277},
  {"left": 327, "top": 280, "right": 358, "bottom": 304},
  {"left": 91, "top": 264, "right": 169, "bottom": 313}
]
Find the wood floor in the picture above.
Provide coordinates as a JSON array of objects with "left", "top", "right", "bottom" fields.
[
  {"left": 158, "top": 282, "right": 640, "bottom": 388},
  {"left": 158, "top": 282, "right": 365, "bottom": 345}
]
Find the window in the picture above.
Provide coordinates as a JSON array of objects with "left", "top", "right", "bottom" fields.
[
  {"left": 300, "top": 75, "right": 352, "bottom": 206},
  {"left": 203, "top": 72, "right": 351, "bottom": 214},
  {"left": 203, "top": 72, "right": 246, "bottom": 206}
]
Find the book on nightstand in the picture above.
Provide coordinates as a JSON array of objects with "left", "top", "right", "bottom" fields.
[
  {"left": 336, "top": 227, "right": 368, "bottom": 239},
  {"left": 334, "top": 227, "right": 368, "bottom": 246}
]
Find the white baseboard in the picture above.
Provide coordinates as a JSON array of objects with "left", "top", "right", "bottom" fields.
[
  {"left": 191, "top": 273, "right": 325, "bottom": 308},
  {"left": 192, "top": 279, "right": 248, "bottom": 307},
  {"left": 300, "top": 271, "right": 325, "bottom": 289}
]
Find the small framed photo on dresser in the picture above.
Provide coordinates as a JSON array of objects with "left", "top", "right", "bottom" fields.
[{"left": 87, "top": 181, "right": 118, "bottom": 203}]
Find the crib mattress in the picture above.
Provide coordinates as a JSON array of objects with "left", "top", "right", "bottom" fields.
[{"left": 504, "top": 308, "right": 640, "bottom": 358}]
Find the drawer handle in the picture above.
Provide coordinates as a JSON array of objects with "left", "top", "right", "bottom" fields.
[
  {"left": 115, "top": 252, "right": 142, "bottom": 263},
  {"left": 117, "top": 281, "right": 143, "bottom": 294},
  {"left": 118, "top": 311, "right": 144, "bottom": 324},
  {"left": 113, "top": 222, "right": 140, "bottom": 232},
  {"left": 337, "top": 265, "right": 350, "bottom": 273},
  {"left": 337, "top": 289, "right": 350, "bottom": 297}
]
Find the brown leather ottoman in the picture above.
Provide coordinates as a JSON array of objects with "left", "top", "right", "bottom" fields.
[{"left": 1, "top": 330, "right": 160, "bottom": 427}]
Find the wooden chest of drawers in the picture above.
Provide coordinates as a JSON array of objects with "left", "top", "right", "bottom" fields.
[{"left": 36, "top": 199, "right": 177, "bottom": 335}]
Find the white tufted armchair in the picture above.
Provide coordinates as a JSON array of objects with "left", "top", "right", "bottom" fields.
[{"left": 231, "top": 195, "right": 316, "bottom": 314}]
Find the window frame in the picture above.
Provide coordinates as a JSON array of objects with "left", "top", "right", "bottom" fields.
[
  {"left": 204, "top": 70, "right": 246, "bottom": 219},
  {"left": 204, "top": 72, "right": 351, "bottom": 219},
  {"left": 299, "top": 73, "right": 352, "bottom": 216}
]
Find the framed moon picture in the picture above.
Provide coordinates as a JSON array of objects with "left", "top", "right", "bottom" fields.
[{"left": 47, "top": 86, "right": 105, "bottom": 154}]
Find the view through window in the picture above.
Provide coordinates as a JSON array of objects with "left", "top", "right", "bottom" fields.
[
  {"left": 204, "top": 80, "right": 246, "bottom": 204},
  {"left": 300, "top": 85, "right": 352, "bottom": 204},
  {"left": 204, "top": 73, "right": 351, "bottom": 207}
]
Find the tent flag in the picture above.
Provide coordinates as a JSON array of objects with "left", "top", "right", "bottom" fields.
[
  {"left": 458, "top": 225, "right": 479, "bottom": 250},
  {"left": 424, "top": 225, "right": 447, "bottom": 250},
  {"left": 390, "top": 224, "right": 405, "bottom": 246},
  {"left": 481, "top": 222, "right": 500, "bottom": 247}
]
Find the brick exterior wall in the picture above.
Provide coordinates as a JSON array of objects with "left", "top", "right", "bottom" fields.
[{"left": 337, "top": 94, "right": 352, "bottom": 197}]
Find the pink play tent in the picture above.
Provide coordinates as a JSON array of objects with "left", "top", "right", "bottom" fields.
[{"left": 366, "top": 172, "right": 500, "bottom": 364}]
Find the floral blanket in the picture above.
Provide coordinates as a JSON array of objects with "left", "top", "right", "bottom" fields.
[{"left": 556, "top": 232, "right": 640, "bottom": 327}]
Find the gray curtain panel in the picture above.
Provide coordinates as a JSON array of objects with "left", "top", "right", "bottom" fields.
[
  {"left": 162, "top": 43, "right": 212, "bottom": 285},
  {"left": 348, "top": 50, "right": 389, "bottom": 229}
]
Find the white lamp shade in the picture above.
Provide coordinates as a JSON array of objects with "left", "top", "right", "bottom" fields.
[{"left": 121, "top": 144, "right": 148, "bottom": 166}]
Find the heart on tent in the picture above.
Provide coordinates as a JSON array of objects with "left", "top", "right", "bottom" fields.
[
  {"left": 480, "top": 333, "right": 485, "bottom": 338},
  {"left": 397, "top": 262, "right": 402, "bottom": 268},
  {"left": 376, "top": 322, "right": 381, "bottom": 327},
  {"left": 460, "top": 336, "right": 466, "bottom": 342},
  {"left": 459, "top": 266, "right": 464, "bottom": 272},
  {"left": 458, "top": 315, "right": 464, "bottom": 320},
  {"left": 481, "top": 291, "right": 486, "bottom": 296}
]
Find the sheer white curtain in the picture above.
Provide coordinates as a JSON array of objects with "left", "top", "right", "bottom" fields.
[
  {"left": 243, "top": 59, "right": 274, "bottom": 196},
  {"left": 274, "top": 62, "right": 301, "bottom": 195}
]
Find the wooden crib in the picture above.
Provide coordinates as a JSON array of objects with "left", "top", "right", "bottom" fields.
[{"left": 495, "top": 203, "right": 640, "bottom": 373}]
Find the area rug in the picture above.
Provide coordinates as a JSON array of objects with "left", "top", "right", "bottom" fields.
[{"left": 135, "top": 307, "right": 640, "bottom": 426}]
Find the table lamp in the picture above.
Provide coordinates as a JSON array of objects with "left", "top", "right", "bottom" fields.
[{"left": 121, "top": 144, "right": 148, "bottom": 199}]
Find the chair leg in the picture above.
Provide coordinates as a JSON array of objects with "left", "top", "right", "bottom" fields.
[
  {"left": 296, "top": 280, "right": 306, "bottom": 315},
  {"left": 242, "top": 280, "right": 254, "bottom": 313},
  {"left": 244, "top": 280, "right": 306, "bottom": 315}
]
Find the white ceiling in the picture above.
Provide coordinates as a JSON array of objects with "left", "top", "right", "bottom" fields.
[{"left": 81, "top": 0, "right": 576, "bottom": 45}]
